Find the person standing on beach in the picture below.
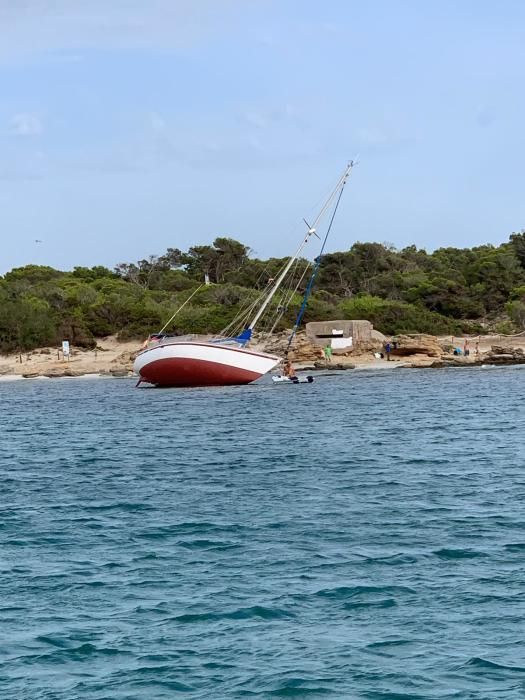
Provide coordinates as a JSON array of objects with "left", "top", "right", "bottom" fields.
[
  {"left": 385, "top": 342, "right": 392, "bottom": 361},
  {"left": 324, "top": 344, "right": 333, "bottom": 362},
  {"left": 463, "top": 339, "right": 470, "bottom": 357}
]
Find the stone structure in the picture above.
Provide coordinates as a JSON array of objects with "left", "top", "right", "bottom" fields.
[{"left": 305, "top": 320, "right": 378, "bottom": 351}]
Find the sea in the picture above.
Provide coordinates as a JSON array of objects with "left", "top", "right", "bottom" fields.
[{"left": 1, "top": 366, "right": 525, "bottom": 699}]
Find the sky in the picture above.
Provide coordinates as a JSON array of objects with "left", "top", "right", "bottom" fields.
[{"left": 1, "top": 0, "right": 525, "bottom": 273}]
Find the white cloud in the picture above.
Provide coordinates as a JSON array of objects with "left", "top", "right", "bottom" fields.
[
  {"left": 242, "top": 102, "right": 308, "bottom": 131},
  {"left": 149, "top": 112, "right": 166, "bottom": 132},
  {"left": 0, "top": 1, "right": 263, "bottom": 61},
  {"left": 10, "top": 113, "right": 43, "bottom": 136},
  {"left": 244, "top": 111, "right": 267, "bottom": 130}
]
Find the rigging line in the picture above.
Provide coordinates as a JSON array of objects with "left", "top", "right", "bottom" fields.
[
  {"left": 248, "top": 163, "right": 352, "bottom": 333},
  {"left": 265, "top": 257, "right": 302, "bottom": 327},
  {"left": 218, "top": 284, "right": 269, "bottom": 338},
  {"left": 158, "top": 283, "right": 205, "bottom": 334},
  {"left": 265, "top": 259, "right": 312, "bottom": 338},
  {"left": 282, "top": 259, "right": 311, "bottom": 309},
  {"left": 262, "top": 256, "right": 304, "bottom": 332},
  {"left": 217, "top": 249, "right": 294, "bottom": 339},
  {"left": 218, "top": 252, "right": 292, "bottom": 338},
  {"left": 221, "top": 289, "right": 270, "bottom": 339},
  {"left": 285, "top": 174, "right": 349, "bottom": 354},
  {"left": 218, "top": 273, "right": 273, "bottom": 337},
  {"left": 231, "top": 299, "right": 263, "bottom": 335}
]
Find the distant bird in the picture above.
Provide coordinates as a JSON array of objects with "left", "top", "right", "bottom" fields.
[{"left": 34, "top": 239, "right": 42, "bottom": 243}]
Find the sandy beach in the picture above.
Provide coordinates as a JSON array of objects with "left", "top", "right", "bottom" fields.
[{"left": 0, "top": 336, "right": 140, "bottom": 379}]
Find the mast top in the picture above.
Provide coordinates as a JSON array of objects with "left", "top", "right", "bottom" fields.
[{"left": 245, "top": 163, "right": 355, "bottom": 336}]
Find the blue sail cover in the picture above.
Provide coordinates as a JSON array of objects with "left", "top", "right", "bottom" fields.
[
  {"left": 234, "top": 328, "right": 252, "bottom": 345},
  {"left": 209, "top": 328, "right": 252, "bottom": 346}
]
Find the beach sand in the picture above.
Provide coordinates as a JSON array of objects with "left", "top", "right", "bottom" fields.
[{"left": 0, "top": 336, "right": 140, "bottom": 379}]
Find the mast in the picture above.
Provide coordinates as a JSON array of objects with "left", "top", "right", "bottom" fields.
[{"left": 248, "top": 162, "right": 354, "bottom": 333}]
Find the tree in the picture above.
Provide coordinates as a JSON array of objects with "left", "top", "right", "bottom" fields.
[
  {"left": 510, "top": 231, "right": 525, "bottom": 269},
  {"left": 181, "top": 237, "right": 250, "bottom": 283}
]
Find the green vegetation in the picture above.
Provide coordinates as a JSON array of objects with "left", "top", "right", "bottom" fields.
[{"left": 2, "top": 232, "right": 525, "bottom": 353}]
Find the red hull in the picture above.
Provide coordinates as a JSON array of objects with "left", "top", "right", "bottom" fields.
[{"left": 139, "top": 357, "right": 262, "bottom": 387}]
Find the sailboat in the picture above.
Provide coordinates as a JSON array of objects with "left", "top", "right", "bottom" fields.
[{"left": 134, "top": 164, "right": 354, "bottom": 387}]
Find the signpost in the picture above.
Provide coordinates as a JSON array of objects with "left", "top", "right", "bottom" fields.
[{"left": 62, "top": 340, "right": 70, "bottom": 361}]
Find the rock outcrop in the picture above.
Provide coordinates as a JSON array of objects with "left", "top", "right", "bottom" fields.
[
  {"left": 107, "top": 349, "right": 139, "bottom": 375},
  {"left": 391, "top": 334, "right": 443, "bottom": 358},
  {"left": 261, "top": 331, "right": 324, "bottom": 363},
  {"left": 484, "top": 346, "right": 525, "bottom": 365},
  {"left": 21, "top": 367, "right": 86, "bottom": 378}
]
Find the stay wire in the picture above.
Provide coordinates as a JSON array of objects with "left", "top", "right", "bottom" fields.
[{"left": 285, "top": 180, "right": 347, "bottom": 354}]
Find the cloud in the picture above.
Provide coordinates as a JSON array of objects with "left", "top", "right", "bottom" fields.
[
  {"left": 149, "top": 112, "right": 166, "bottom": 132},
  {"left": 244, "top": 111, "right": 268, "bottom": 130},
  {"left": 0, "top": 147, "right": 46, "bottom": 179},
  {"left": 241, "top": 102, "right": 308, "bottom": 131},
  {"left": 9, "top": 113, "right": 43, "bottom": 136},
  {"left": 475, "top": 104, "right": 496, "bottom": 128},
  {"left": 0, "top": 1, "right": 261, "bottom": 61}
]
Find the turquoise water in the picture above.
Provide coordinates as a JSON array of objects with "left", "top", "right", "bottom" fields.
[{"left": 1, "top": 367, "right": 525, "bottom": 699}]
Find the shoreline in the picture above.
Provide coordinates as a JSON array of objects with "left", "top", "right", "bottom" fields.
[
  {"left": 2, "top": 358, "right": 525, "bottom": 383},
  {"left": 2, "top": 333, "right": 525, "bottom": 383}
]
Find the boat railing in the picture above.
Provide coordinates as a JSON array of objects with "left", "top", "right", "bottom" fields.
[
  {"left": 144, "top": 333, "right": 247, "bottom": 349},
  {"left": 146, "top": 333, "right": 212, "bottom": 347}
]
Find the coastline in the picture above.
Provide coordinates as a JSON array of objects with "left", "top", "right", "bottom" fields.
[{"left": 2, "top": 333, "right": 525, "bottom": 382}]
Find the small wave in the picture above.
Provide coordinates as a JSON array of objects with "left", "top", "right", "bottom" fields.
[
  {"left": 434, "top": 548, "right": 486, "bottom": 560},
  {"left": 344, "top": 598, "right": 397, "bottom": 610},
  {"left": 504, "top": 543, "right": 525, "bottom": 552},
  {"left": 134, "top": 603, "right": 170, "bottom": 615},
  {"left": 174, "top": 605, "right": 294, "bottom": 623},
  {"left": 132, "top": 552, "right": 160, "bottom": 561},
  {"left": 130, "top": 678, "right": 194, "bottom": 692},
  {"left": 27, "top": 642, "right": 129, "bottom": 663},
  {"left": 464, "top": 657, "right": 525, "bottom": 673},
  {"left": 83, "top": 502, "right": 155, "bottom": 512},
  {"left": 366, "top": 639, "right": 413, "bottom": 649},
  {"left": 178, "top": 538, "right": 241, "bottom": 550},
  {"left": 138, "top": 521, "right": 250, "bottom": 539},
  {"left": 314, "top": 584, "right": 415, "bottom": 599},
  {"left": 359, "top": 693, "right": 428, "bottom": 700},
  {"left": 363, "top": 553, "right": 419, "bottom": 566},
  {"left": 267, "top": 678, "right": 335, "bottom": 697},
  {"left": 36, "top": 635, "right": 71, "bottom": 649},
  {"left": 202, "top": 661, "right": 236, "bottom": 670}
]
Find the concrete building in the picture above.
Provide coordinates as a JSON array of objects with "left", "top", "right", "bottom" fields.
[{"left": 305, "top": 320, "right": 383, "bottom": 351}]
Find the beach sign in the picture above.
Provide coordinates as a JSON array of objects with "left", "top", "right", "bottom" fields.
[{"left": 62, "top": 340, "right": 70, "bottom": 359}]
